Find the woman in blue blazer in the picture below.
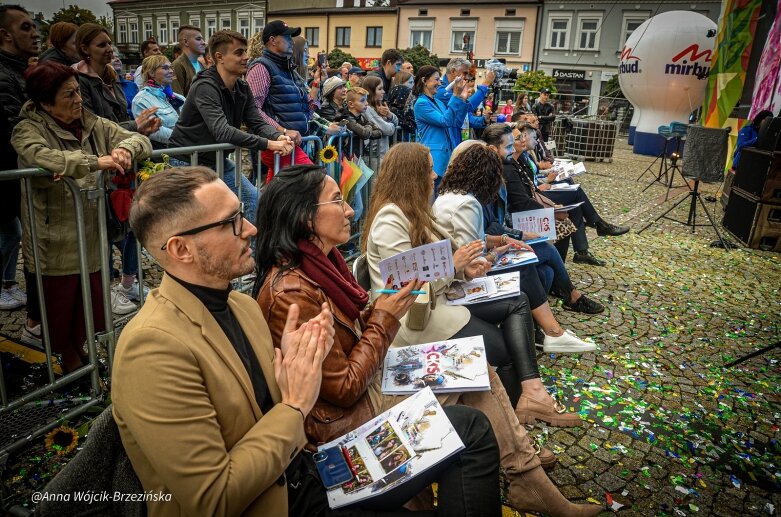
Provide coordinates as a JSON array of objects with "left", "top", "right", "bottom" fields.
[{"left": 413, "top": 65, "right": 470, "bottom": 184}]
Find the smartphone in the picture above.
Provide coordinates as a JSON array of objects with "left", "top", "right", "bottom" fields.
[
  {"left": 314, "top": 447, "right": 354, "bottom": 489},
  {"left": 318, "top": 51, "right": 327, "bottom": 68}
]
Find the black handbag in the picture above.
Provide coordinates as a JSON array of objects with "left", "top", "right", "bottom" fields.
[{"left": 287, "top": 452, "right": 330, "bottom": 517}]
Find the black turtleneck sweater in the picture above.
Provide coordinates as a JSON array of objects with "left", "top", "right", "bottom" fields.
[{"left": 170, "top": 274, "right": 273, "bottom": 413}]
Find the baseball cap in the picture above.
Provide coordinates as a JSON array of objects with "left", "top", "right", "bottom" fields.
[
  {"left": 323, "top": 76, "right": 346, "bottom": 98},
  {"left": 262, "top": 20, "right": 301, "bottom": 44},
  {"left": 348, "top": 66, "right": 366, "bottom": 76},
  {"left": 539, "top": 88, "right": 551, "bottom": 94}
]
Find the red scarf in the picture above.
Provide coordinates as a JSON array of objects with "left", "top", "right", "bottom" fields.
[{"left": 297, "top": 239, "right": 368, "bottom": 321}]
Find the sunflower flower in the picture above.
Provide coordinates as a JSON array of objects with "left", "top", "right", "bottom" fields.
[
  {"left": 44, "top": 426, "right": 79, "bottom": 456},
  {"left": 320, "top": 145, "right": 338, "bottom": 164}
]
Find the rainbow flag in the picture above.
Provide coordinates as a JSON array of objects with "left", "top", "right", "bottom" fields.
[{"left": 702, "top": 0, "right": 763, "bottom": 128}]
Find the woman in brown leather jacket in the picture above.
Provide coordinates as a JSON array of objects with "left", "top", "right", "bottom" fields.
[{"left": 254, "top": 165, "right": 601, "bottom": 517}]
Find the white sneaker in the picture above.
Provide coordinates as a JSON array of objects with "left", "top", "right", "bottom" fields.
[
  {"left": 21, "top": 322, "right": 44, "bottom": 350},
  {"left": 542, "top": 329, "right": 596, "bottom": 353},
  {"left": 5, "top": 285, "right": 27, "bottom": 305},
  {"left": 117, "top": 281, "right": 150, "bottom": 302},
  {"left": 111, "top": 285, "right": 137, "bottom": 315},
  {"left": 0, "top": 289, "right": 23, "bottom": 310}
]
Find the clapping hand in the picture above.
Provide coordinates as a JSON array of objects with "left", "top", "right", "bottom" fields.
[{"left": 276, "top": 303, "right": 333, "bottom": 416}]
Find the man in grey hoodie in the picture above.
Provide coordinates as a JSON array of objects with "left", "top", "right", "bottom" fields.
[{"left": 169, "top": 30, "right": 292, "bottom": 217}]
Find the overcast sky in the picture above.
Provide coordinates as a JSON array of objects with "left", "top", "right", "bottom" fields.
[{"left": 18, "top": 0, "right": 112, "bottom": 20}]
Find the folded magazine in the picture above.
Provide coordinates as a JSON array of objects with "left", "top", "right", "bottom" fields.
[
  {"left": 445, "top": 272, "right": 521, "bottom": 306},
  {"left": 381, "top": 336, "right": 490, "bottom": 395},
  {"left": 318, "top": 388, "right": 464, "bottom": 509}
]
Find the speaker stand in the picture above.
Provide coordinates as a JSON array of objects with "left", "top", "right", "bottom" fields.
[
  {"left": 637, "top": 145, "right": 668, "bottom": 184},
  {"left": 638, "top": 178, "right": 730, "bottom": 249}
]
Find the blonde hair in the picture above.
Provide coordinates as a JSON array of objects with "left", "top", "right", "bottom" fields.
[
  {"left": 248, "top": 32, "right": 264, "bottom": 60},
  {"left": 141, "top": 55, "right": 169, "bottom": 82},
  {"left": 346, "top": 87, "right": 368, "bottom": 105}
]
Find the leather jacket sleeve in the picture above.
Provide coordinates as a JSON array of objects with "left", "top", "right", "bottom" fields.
[{"left": 263, "top": 286, "right": 401, "bottom": 409}]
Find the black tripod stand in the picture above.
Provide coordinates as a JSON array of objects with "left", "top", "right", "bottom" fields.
[
  {"left": 638, "top": 169, "right": 730, "bottom": 248},
  {"left": 637, "top": 139, "right": 669, "bottom": 184}
]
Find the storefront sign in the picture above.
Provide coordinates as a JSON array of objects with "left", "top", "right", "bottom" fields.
[{"left": 553, "top": 69, "right": 586, "bottom": 80}]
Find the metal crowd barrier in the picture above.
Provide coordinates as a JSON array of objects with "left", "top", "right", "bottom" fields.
[
  {"left": 0, "top": 130, "right": 417, "bottom": 457},
  {"left": 0, "top": 168, "right": 106, "bottom": 461}
]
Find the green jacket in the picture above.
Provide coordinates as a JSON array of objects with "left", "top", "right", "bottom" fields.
[{"left": 11, "top": 100, "right": 152, "bottom": 275}]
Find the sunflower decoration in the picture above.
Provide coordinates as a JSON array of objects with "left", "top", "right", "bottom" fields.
[
  {"left": 44, "top": 425, "right": 80, "bottom": 456},
  {"left": 319, "top": 145, "right": 339, "bottom": 164},
  {"left": 136, "top": 154, "right": 172, "bottom": 182}
]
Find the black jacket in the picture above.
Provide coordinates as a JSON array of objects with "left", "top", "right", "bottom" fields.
[
  {"left": 532, "top": 101, "right": 555, "bottom": 135},
  {"left": 0, "top": 50, "right": 27, "bottom": 222},
  {"left": 316, "top": 99, "right": 342, "bottom": 122},
  {"left": 334, "top": 107, "right": 381, "bottom": 158},
  {"left": 39, "top": 47, "right": 76, "bottom": 67},
  {"left": 503, "top": 155, "right": 544, "bottom": 214},
  {"left": 169, "top": 67, "right": 282, "bottom": 166},
  {"left": 77, "top": 71, "right": 138, "bottom": 132}
]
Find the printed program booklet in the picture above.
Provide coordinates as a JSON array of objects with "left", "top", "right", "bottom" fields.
[
  {"left": 378, "top": 239, "right": 454, "bottom": 288},
  {"left": 319, "top": 388, "right": 465, "bottom": 509},
  {"left": 512, "top": 208, "right": 556, "bottom": 241},
  {"left": 381, "top": 336, "right": 490, "bottom": 395},
  {"left": 489, "top": 247, "right": 539, "bottom": 272},
  {"left": 445, "top": 271, "right": 521, "bottom": 306}
]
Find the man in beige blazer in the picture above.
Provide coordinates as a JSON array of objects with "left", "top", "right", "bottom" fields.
[
  {"left": 171, "top": 25, "right": 206, "bottom": 96},
  {"left": 112, "top": 166, "right": 334, "bottom": 516}
]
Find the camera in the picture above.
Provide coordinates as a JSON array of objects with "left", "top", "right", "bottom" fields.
[{"left": 485, "top": 58, "right": 518, "bottom": 83}]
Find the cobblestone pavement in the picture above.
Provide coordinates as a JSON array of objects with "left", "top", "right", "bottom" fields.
[{"left": 1, "top": 140, "right": 780, "bottom": 516}]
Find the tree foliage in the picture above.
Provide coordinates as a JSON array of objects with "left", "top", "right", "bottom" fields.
[
  {"left": 512, "top": 70, "right": 557, "bottom": 95},
  {"left": 604, "top": 74, "right": 625, "bottom": 99},
  {"left": 327, "top": 48, "right": 358, "bottom": 69},
  {"left": 49, "top": 6, "right": 98, "bottom": 26},
  {"left": 399, "top": 45, "right": 439, "bottom": 73}
]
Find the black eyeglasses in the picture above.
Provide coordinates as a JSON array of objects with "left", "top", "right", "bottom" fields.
[{"left": 161, "top": 203, "right": 244, "bottom": 250}]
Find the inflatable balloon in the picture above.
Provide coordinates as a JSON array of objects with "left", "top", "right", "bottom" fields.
[{"left": 618, "top": 11, "right": 717, "bottom": 155}]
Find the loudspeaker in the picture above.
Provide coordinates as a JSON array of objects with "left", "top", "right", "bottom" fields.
[
  {"left": 681, "top": 125, "right": 730, "bottom": 183},
  {"left": 732, "top": 148, "right": 781, "bottom": 203},
  {"left": 723, "top": 187, "right": 781, "bottom": 251},
  {"left": 757, "top": 117, "right": 781, "bottom": 151}
]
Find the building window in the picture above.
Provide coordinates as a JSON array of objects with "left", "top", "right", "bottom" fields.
[
  {"left": 119, "top": 23, "right": 127, "bottom": 43},
  {"left": 206, "top": 18, "right": 217, "bottom": 38},
  {"left": 505, "top": 9, "right": 516, "bottom": 16},
  {"left": 144, "top": 21, "right": 153, "bottom": 40},
  {"left": 418, "top": 9, "right": 427, "bottom": 16},
  {"left": 460, "top": 9, "right": 470, "bottom": 16},
  {"left": 170, "top": 19, "right": 179, "bottom": 44},
  {"left": 621, "top": 14, "right": 648, "bottom": 48},
  {"left": 189, "top": 16, "right": 200, "bottom": 29},
  {"left": 496, "top": 32, "right": 522, "bottom": 54},
  {"left": 410, "top": 30, "right": 432, "bottom": 51},
  {"left": 578, "top": 18, "right": 600, "bottom": 50},
  {"left": 158, "top": 21, "right": 167, "bottom": 45},
  {"left": 130, "top": 22, "right": 138, "bottom": 44},
  {"left": 366, "top": 27, "right": 382, "bottom": 48},
  {"left": 548, "top": 16, "right": 571, "bottom": 49},
  {"left": 252, "top": 16, "right": 264, "bottom": 35},
  {"left": 239, "top": 17, "right": 250, "bottom": 38},
  {"left": 451, "top": 23, "right": 476, "bottom": 54},
  {"left": 221, "top": 17, "right": 232, "bottom": 30},
  {"left": 305, "top": 27, "right": 320, "bottom": 46},
  {"left": 336, "top": 27, "right": 351, "bottom": 47}
]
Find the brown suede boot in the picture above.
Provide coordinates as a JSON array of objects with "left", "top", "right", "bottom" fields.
[
  {"left": 516, "top": 393, "right": 582, "bottom": 427},
  {"left": 538, "top": 446, "right": 557, "bottom": 471},
  {"left": 507, "top": 465, "right": 604, "bottom": 517}
]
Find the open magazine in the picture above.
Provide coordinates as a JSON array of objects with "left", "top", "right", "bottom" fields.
[
  {"left": 445, "top": 271, "right": 521, "bottom": 306},
  {"left": 489, "top": 247, "right": 538, "bottom": 272},
  {"left": 378, "top": 239, "right": 454, "bottom": 288},
  {"left": 553, "top": 160, "right": 587, "bottom": 181},
  {"left": 318, "top": 388, "right": 465, "bottom": 509},
  {"left": 381, "top": 336, "right": 490, "bottom": 394}
]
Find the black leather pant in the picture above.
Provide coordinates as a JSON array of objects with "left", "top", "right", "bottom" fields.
[{"left": 451, "top": 293, "right": 538, "bottom": 406}]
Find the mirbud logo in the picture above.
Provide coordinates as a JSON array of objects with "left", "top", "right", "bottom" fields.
[
  {"left": 664, "top": 44, "right": 712, "bottom": 79},
  {"left": 618, "top": 47, "right": 641, "bottom": 74}
]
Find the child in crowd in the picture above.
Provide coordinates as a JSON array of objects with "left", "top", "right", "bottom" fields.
[{"left": 335, "top": 87, "right": 383, "bottom": 159}]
